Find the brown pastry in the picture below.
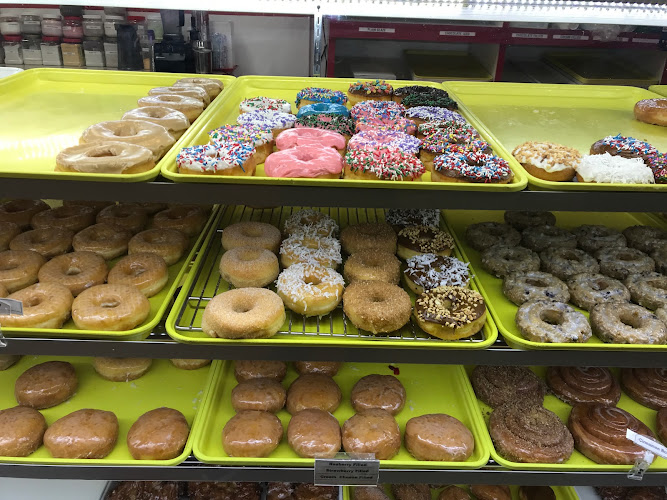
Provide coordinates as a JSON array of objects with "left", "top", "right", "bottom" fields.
[
  {"left": 470, "top": 485, "right": 511, "bottom": 500},
  {"left": 489, "top": 400, "right": 573, "bottom": 463},
  {"left": 92, "top": 357, "right": 152, "bottom": 382},
  {"left": 621, "top": 368, "right": 667, "bottom": 410},
  {"left": 354, "top": 486, "right": 391, "bottom": 500},
  {"left": 287, "top": 408, "right": 341, "bottom": 458},
  {"left": 286, "top": 374, "right": 342, "bottom": 415},
  {"left": 658, "top": 408, "right": 667, "bottom": 444},
  {"left": 234, "top": 360, "right": 287, "bottom": 382},
  {"left": 342, "top": 409, "right": 401, "bottom": 460},
  {"left": 293, "top": 484, "right": 338, "bottom": 500},
  {"left": 127, "top": 407, "right": 189, "bottom": 460},
  {"left": 169, "top": 359, "right": 211, "bottom": 370},
  {"left": 0, "top": 354, "right": 21, "bottom": 371},
  {"left": 267, "top": 482, "right": 295, "bottom": 500},
  {"left": 107, "top": 481, "right": 181, "bottom": 500},
  {"left": 14, "top": 361, "right": 78, "bottom": 409},
  {"left": 470, "top": 365, "right": 546, "bottom": 408},
  {"left": 222, "top": 410, "right": 283, "bottom": 457},
  {"left": 188, "top": 482, "right": 262, "bottom": 500},
  {"left": 438, "top": 485, "right": 471, "bottom": 500},
  {"left": 627, "top": 487, "right": 667, "bottom": 500},
  {"left": 0, "top": 406, "right": 47, "bottom": 457},
  {"left": 595, "top": 487, "right": 627, "bottom": 500},
  {"left": 546, "top": 366, "right": 621, "bottom": 406},
  {"left": 568, "top": 403, "right": 655, "bottom": 464},
  {"left": 231, "top": 378, "right": 286, "bottom": 413},
  {"left": 405, "top": 413, "right": 474, "bottom": 462},
  {"left": 294, "top": 361, "right": 342, "bottom": 376},
  {"left": 350, "top": 374, "right": 406, "bottom": 416},
  {"left": 391, "top": 484, "right": 431, "bottom": 500},
  {"left": 518, "top": 486, "right": 556, "bottom": 500},
  {"left": 44, "top": 409, "right": 118, "bottom": 459}
]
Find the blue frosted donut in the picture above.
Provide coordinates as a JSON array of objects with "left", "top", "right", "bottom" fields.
[{"left": 296, "top": 102, "right": 350, "bottom": 118}]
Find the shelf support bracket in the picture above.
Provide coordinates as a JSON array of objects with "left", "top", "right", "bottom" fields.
[{"left": 312, "top": 6, "right": 322, "bottom": 77}]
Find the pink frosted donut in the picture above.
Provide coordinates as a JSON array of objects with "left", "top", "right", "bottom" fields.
[
  {"left": 276, "top": 127, "right": 346, "bottom": 152},
  {"left": 264, "top": 146, "right": 342, "bottom": 179}
]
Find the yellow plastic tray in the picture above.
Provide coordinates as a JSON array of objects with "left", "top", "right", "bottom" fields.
[
  {"left": 649, "top": 85, "right": 667, "bottom": 97},
  {"left": 0, "top": 68, "right": 234, "bottom": 182},
  {"left": 346, "top": 484, "right": 579, "bottom": 499},
  {"left": 442, "top": 81, "right": 667, "bottom": 191},
  {"left": 165, "top": 205, "right": 498, "bottom": 349},
  {"left": 545, "top": 52, "right": 658, "bottom": 87},
  {"left": 160, "top": 75, "right": 527, "bottom": 192},
  {"left": 444, "top": 209, "right": 667, "bottom": 351},
  {"left": 0, "top": 355, "right": 213, "bottom": 466},
  {"left": 193, "top": 361, "right": 490, "bottom": 469},
  {"left": 1, "top": 206, "right": 219, "bottom": 340},
  {"left": 405, "top": 50, "right": 493, "bottom": 82},
  {"left": 465, "top": 365, "right": 667, "bottom": 472}
]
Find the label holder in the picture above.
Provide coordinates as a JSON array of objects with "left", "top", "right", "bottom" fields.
[
  {"left": 0, "top": 298, "right": 22, "bottom": 348},
  {"left": 314, "top": 452, "right": 380, "bottom": 486}
]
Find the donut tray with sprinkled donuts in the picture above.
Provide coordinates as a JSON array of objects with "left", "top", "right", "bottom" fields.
[
  {"left": 464, "top": 365, "right": 667, "bottom": 472},
  {"left": 348, "top": 484, "right": 578, "bottom": 499},
  {"left": 165, "top": 205, "right": 498, "bottom": 348},
  {"left": 445, "top": 209, "right": 667, "bottom": 351},
  {"left": 192, "top": 360, "right": 490, "bottom": 469}
]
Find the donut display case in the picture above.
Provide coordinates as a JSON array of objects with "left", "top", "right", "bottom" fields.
[{"left": 347, "top": 484, "right": 579, "bottom": 499}]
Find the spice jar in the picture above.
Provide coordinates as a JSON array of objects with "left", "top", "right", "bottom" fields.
[
  {"left": 83, "top": 37, "right": 105, "bottom": 67},
  {"left": 22, "top": 35, "right": 42, "bottom": 65},
  {"left": 103, "top": 38, "right": 118, "bottom": 68},
  {"left": 2, "top": 35, "right": 23, "bottom": 65},
  {"left": 41, "top": 36, "right": 62, "bottom": 66},
  {"left": 20, "top": 14, "right": 42, "bottom": 35},
  {"left": 0, "top": 16, "right": 20, "bottom": 36},
  {"left": 41, "top": 14, "right": 62, "bottom": 37},
  {"left": 62, "top": 16, "right": 83, "bottom": 38},
  {"left": 82, "top": 14, "right": 104, "bottom": 37},
  {"left": 61, "top": 38, "right": 84, "bottom": 67},
  {"left": 104, "top": 15, "right": 124, "bottom": 38}
]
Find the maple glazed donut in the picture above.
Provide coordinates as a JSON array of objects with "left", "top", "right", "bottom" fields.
[
  {"left": 38, "top": 251, "right": 108, "bottom": 296},
  {"left": 219, "top": 246, "right": 279, "bottom": 288},
  {"left": 30, "top": 205, "right": 96, "bottom": 233},
  {"left": 80, "top": 120, "right": 175, "bottom": 159},
  {"left": 73, "top": 223, "right": 132, "bottom": 260},
  {"left": 174, "top": 77, "right": 223, "bottom": 99},
  {"left": 107, "top": 253, "right": 169, "bottom": 297},
  {"left": 138, "top": 94, "right": 204, "bottom": 123},
  {"left": 72, "top": 284, "right": 151, "bottom": 331},
  {"left": 344, "top": 249, "right": 401, "bottom": 285},
  {"left": 0, "top": 200, "right": 49, "bottom": 229},
  {"left": 222, "top": 221, "right": 282, "bottom": 253},
  {"left": 129, "top": 228, "right": 188, "bottom": 266},
  {"left": 97, "top": 204, "right": 148, "bottom": 234},
  {"left": 149, "top": 85, "right": 210, "bottom": 106},
  {"left": 0, "top": 250, "right": 45, "bottom": 293},
  {"left": 152, "top": 205, "right": 207, "bottom": 238},
  {"left": 122, "top": 106, "right": 190, "bottom": 139},
  {"left": 55, "top": 142, "right": 156, "bottom": 175},
  {"left": 9, "top": 227, "right": 73, "bottom": 259},
  {"left": 0, "top": 283, "right": 73, "bottom": 329},
  {"left": 276, "top": 263, "right": 345, "bottom": 317},
  {"left": 634, "top": 98, "right": 667, "bottom": 127}
]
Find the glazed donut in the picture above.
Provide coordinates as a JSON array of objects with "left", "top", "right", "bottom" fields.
[
  {"left": 438, "top": 486, "right": 471, "bottom": 500},
  {"left": 107, "top": 253, "right": 168, "bottom": 297},
  {"left": 625, "top": 272, "right": 667, "bottom": 310},
  {"left": 222, "top": 410, "right": 283, "bottom": 458},
  {"left": 568, "top": 403, "right": 655, "bottom": 465},
  {"left": 264, "top": 145, "right": 343, "bottom": 179},
  {"left": 0, "top": 285, "right": 7, "bottom": 298},
  {"left": 0, "top": 200, "right": 49, "bottom": 229},
  {"left": 343, "top": 280, "right": 412, "bottom": 334},
  {"left": 547, "top": 366, "right": 621, "bottom": 406},
  {"left": 391, "top": 484, "right": 431, "bottom": 500},
  {"left": 344, "top": 250, "right": 401, "bottom": 285},
  {"left": 0, "top": 406, "right": 47, "bottom": 457},
  {"left": 658, "top": 408, "right": 667, "bottom": 444},
  {"left": 219, "top": 247, "right": 279, "bottom": 288},
  {"left": 38, "top": 251, "right": 108, "bottom": 296},
  {"left": 480, "top": 245, "right": 540, "bottom": 278},
  {"left": 9, "top": 227, "right": 73, "bottom": 259},
  {"left": 634, "top": 98, "right": 667, "bottom": 126},
  {"left": 80, "top": 120, "right": 175, "bottom": 159},
  {"left": 294, "top": 361, "right": 342, "bottom": 376},
  {"left": 465, "top": 222, "right": 521, "bottom": 251},
  {"left": 521, "top": 226, "right": 577, "bottom": 252},
  {"left": 511, "top": 141, "right": 581, "bottom": 181},
  {"left": 471, "top": 365, "right": 546, "bottom": 408},
  {"left": 96, "top": 204, "right": 148, "bottom": 234},
  {"left": 174, "top": 77, "right": 223, "bottom": 99},
  {"left": 14, "top": 361, "right": 78, "bottom": 409},
  {"left": 567, "top": 273, "right": 630, "bottom": 311},
  {"left": 490, "top": 400, "right": 574, "bottom": 463},
  {"left": 623, "top": 225, "right": 667, "bottom": 254},
  {"left": 151, "top": 205, "right": 207, "bottom": 238},
  {"left": 344, "top": 147, "right": 425, "bottom": 181},
  {"left": 414, "top": 286, "right": 486, "bottom": 340},
  {"left": 222, "top": 222, "right": 281, "bottom": 253},
  {"left": 0, "top": 250, "right": 45, "bottom": 293},
  {"left": 138, "top": 94, "right": 204, "bottom": 123},
  {"left": 397, "top": 225, "right": 454, "bottom": 260},
  {"left": 122, "top": 106, "right": 190, "bottom": 139},
  {"left": 282, "top": 209, "right": 338, "bottom": 238},
  {"left": 516, "top": 300, "right": 591, "bottom": 343},
  {"left": 621, "top": 368, "right": 667, "bottom": 410},
  {"left": 340, "top": 223, "right": 397, "bottom": 255},
  {"left": 63, "top": 200, "right": 114, "bottom": 214},
  {"left": 405, "top": 413, "right": 474, "bottom": 462},
  {"left": 201, "top": 288, "right": 285, "bottom": 339},
  {"left": 286, "top": 374, "right": 342, "bottom": 415},
  {"left": 385, "top": 208, "right": 440, "bottom": 232},
  {"left": 92, "top": 357, "right": 152, "bottom": 381},
  {"left": 0, "top": 283, "right": 73, "bottom": 329},
  {"left": 596, "top": 247, "right": 655, "bottom": 280},
  {"left": 573, "top": 225, "right": 627, "bottom": 254},
  {"left": 342, "top": 409, "right": 401, "bottom": 460},
  {"left": 590, "top": 302, "right": 667, "bottom": 344},
  {"left": 295, "top": 87, "right": 348, "bottom": 108},
  {"left": 432, "top": 151, "right": 513, "bottom": 184},
  {"left": 72, "top": 223, "right": 132, "bottom": 260},
  {"left": 279, "top": 234, "right": 342, "bottom": 269},
  {"left": 176, "top": 143, "right": 257, "bottom": 176},
  {"left": 129, "top": 228, "right": 189, "bottom": 266},
  {"left": 540, "top": 247, "right": 600, "bottom": 281},
  {"left": 502, "top": 271, "right": 569, "bottom": 306},
  {"left": 232, "top": 378, "right": 286, "bottom": 413},
  {"left": 237, "top": 111, "right": 296, "bottom": 139},
  {"left": 72, "top": 284, "right": 151, "bottom": 331},
  {"left": 148, "top": 85, "right": 210, "bottom": 106},
  {"left": 504, "top": 211, "right": 556, "bottom": 231},
  {"left": 234, "top": 360, "right": 287, "bottom": 382},
  {"left": 30, "top": 205, "right": 95, "bottom": 233},
  {"left": 276, "top": 263, "right": 345, "bottom": 317},
  {"left": 0, "top": 222, "right": 21, "bottom": 252},
  {"left": 351, "top": 374, "right": 406, "bottom": 415},
  {"left": 287, "top": 408, "right": 341, "bottom": 459}
]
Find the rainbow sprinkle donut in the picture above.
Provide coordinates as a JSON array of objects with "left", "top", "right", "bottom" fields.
[
  {"left": 295, "top": 87, "right": 348, "bottom": 107},
  {"left": 433, "top": 151, "right": 513, "bottom": 184}
]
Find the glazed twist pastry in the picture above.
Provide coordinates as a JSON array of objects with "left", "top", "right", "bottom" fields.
[
  {"left": 546, "top": 366, "right": 621, "bottom": 406},
  {"left": 471, "top": 365, "right": 546, "bottom": 408},
  {"left": 567, "top": 403, "right": 655, "bottom": 465},
  {"left": 621, "top": 368, "right": 667, "bottom": 410},
  {"left": 658, "top": 408, "right": 667, "bottom": 445}
]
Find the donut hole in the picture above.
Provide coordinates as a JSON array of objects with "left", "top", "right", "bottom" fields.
[
  {"left": 619, "top": 312, "right": 643, "bottom": 329},
  {"left": 65, "top": 266, "right": 82, "bottom": 276},
  {"left": 540, "top": 309, "right": 564, "bottom": 326}
]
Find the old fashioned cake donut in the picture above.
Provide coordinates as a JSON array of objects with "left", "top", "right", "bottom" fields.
[
  {"left": 342, "top": 280, "right": 412, "bottom": 334},
  {"left": 516, "top": 300, "right": 592, "bottom": 343}
]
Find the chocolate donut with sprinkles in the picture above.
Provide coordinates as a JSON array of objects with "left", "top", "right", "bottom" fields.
[
  {"left": 344, "top": 147, "right": 425, "bottom": 181},
  {"left": 393, "top": 85, "right": 450, "bottom": 104},
  {"left": 402, "top": 93, "right": 458, "bottom": 110},
  {"left": 348, "top": 130, "right": 421, "bottom": 155},
  {"left": 405, "top": 106, "right": 466, "bottom": 125},
  {"left": 590, "top": 134, "right": 659, "bottom": 164},
  {"left": 295, "top": 114, "right": 355, "bottom": 139},
  {"left": 295, "top": 87, "right": 348, "bottom": 108},
  {"left": 177, "top": 142, "right": 256, "bottom": 176},
  {"left": 649, "top": 153, "right": 667, "bottom": 183},
  {"left": 433, "top": 151, "right": 513, "bottom": 184}
]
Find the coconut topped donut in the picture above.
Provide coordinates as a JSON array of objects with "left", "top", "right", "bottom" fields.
[{"left": 404, "top": 253, "right": 471, "bottom": 291}]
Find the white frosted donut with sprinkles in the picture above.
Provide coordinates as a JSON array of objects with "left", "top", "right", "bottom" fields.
[
  {"left": 240, "top": 97, "right": 292, "bottom": 114},
  {"left": 237, "top": 111, "right": 296, "bottom": 139},
  {"left": 176, "top": 143, "right": 257, "bottom": 176},
  {"left": 348, "top": 130, "right": 421, "bottom": 155},
  {"left": 433, "top": 151, "right": 513, "bottom": 184},
  {"left": 209, "top": 124, "right": 274, "bottom": 163}
]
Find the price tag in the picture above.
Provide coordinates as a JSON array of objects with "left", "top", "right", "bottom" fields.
[
  {"left": 0, "top": 299, "right": 23, "bottom": 316},
  {"left": 626, "top": 429, "right": 667, "bottom": 459},
  {"left": 359, "top": 27, "right": 395, "bottom": 33},
  {"left": 553, "top": 34, "right": 589, "bottom": 41},
  {"left": 439, "top": 30, "right": 476, "bottom": 37},
  {"left": 314, "top": 453, "right": 380, "bottom": 486},
  {"left": 633, "top": 38, "right": 656, "bottom": 44},
  {"left": 512, "top": 33, "right": 548, "bottom": 39}
]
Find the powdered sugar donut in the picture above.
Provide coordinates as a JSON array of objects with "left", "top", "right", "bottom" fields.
[
  {"left": 237, "top": 111, "right": 296, "bottom": 138},
  {"left": 240, "top": 97, "right": 291, "bottom": 114},
  {"left": 176, "top": 143, "right": 257, "bottom": 176},
  {"left": 576, "top": 153, "right": 655, "bottom": 184},
  {"left": 279, "top": 234, "right": 342, "bottom": 268},
  {"left": 348, "top": 130, "right": 421, "bottom": 155},
  {"left": 264, "top": 145, "right": 343, "bottom": 179},
  {"left": 275, "top": 128, "right": 346, "bottom": 152}
]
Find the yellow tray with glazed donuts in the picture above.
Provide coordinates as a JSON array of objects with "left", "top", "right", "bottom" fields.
[
  {"left": 0, "top": 68, "right": 234, "bottom": 182},
  {"left": 159, "top": 75, "right": 527, "bottom": 192},
  {"left": 0, "top": 205, "right": 219, "bottom": 340},
  {"left": 441, "top": 82, "right": 667, "bottom": 191},
  {"left": 192, "top": 361, "right": 490, "bottom": 468},
  {"left": 345, "top": 484, "right": 579, "bottom": 499},
  {"left": 0, "top": 354, "right": 214, "bottom": 466},
  {"left": 464, "top": 365, "right": 667, "bottom": 472},
  {"left": 164, "top": 205, "right": 498, "bottom": 349},
  {"left": 444, "top": 210, "right": 667, "bottom": 351}
]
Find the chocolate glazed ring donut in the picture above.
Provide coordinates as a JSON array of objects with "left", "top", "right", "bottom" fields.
[
  {"left": 465, "top": 222, "right": 521, "bottom": 251},
  {"left": 567, "top": 403, "right": 655, "bottom": 465},
  {"left": 546, "top": 366, "right": 621, "bottom": 406},
  {"left": 470, "top": 365, "right": 546, "bottom": 408},
  {"left": 540, "top": 247, "right": 600, "bottom": 281},
  {"left": 621, "top": 367, "right": 667, "bottom": 410}
]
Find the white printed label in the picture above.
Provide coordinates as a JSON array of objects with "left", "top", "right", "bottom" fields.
[
  {"left": 553, "top": 34, "right": 589, "bottom": 41},
  {"left": 439, "top": 30, "right": 476, "bottom": 37},
  {"left": 314, "top": 454, "right": 380, "bottom": 486},
  {"left": 0, "top": 299, "right": 23, "bottom": 316},
  {"left": 633, "top": 38, "right": 656, "bottom": 44},
  {"left": 359, "top": 27, "right": 395, "bottom": 33},
  {"left": 626, "top": 429, "right": 667, "bottom": 459},
  {"left": 512, "top": 33, "right": 548, "bottom": 39}
]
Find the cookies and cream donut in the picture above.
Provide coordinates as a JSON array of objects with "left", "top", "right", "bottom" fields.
[
  {"left": 502, "top": 271, "right": 569, "bottom": 306},
  {"left": 573, "top": 224, "right": 627, "bottom": 253},
  {"left": 521, "top": 225, "right": 577, "bottom": 252},
  {"left": 342, "top": 281, "right": 412, "bottom": 334},
  {"left": 276, "top": 263, "right": 344, "bottom": 317},
  {"left": 56, "top": 142, "right": 155, "bottom": 175},
  {"left": 9, "top": 227, "right": 73, "bottom": 259},
  {"left": 465, "top": 222, "right": 521, "bottom": 251},
  {"left": 516, "top": 300, "right": 592, "bottom": 343},
  {"left": 344, "top": 250, "right": 401, "bottom": 285},
  {"left": 174, "top": 77, "right": 223, "bottom": 99},
  {"left": 596, "top": 246, "right": 655, "bottom": 280},
  {"left": 547, "top": 366, "right": 621, "bottom": 406},
  {"left": 344, "top": 147, "right": 425, "bottom": 181},
  {"left": 396, "top": 225, "right": 454, "bottom": 259},
  {"left": 0, "top": 199, "right": 49, "bottom": 229},
  {"left": 80, "top": 120, "right": 175, "bottom": 159},
  {"left": 177, "top": 143, "right": 257, "bottom": 176},
  {"left": 138, "top": 94, "right": 204, "bottom": 122},
  {"left": 470, "top": 365, "right": 546, "bottom": 408},
  {"left": 30, "top": 205, "right": 95, "bottom": 233},
  {"left": 635, "top": 98, "right": 667, "bottom": 126},
  {"left": 148, "top": 85, "right": 210, "bottom": 106},
  {"left": 237, "top": 111, "right": 296, "bottom": 139},
  {"left": 512, "top": 141, "right": 581, "bottom": 181},
  {"left": 403, "top": 253, "right": 471, "bottom": 294},
  {"left": 480, "top": 245, "right": 540, "bottom": 278},
  {"left": 1, "top": 283, "right": 73, "bottom": 329},
  {"left": 240, "top": 96, "right": 291, "bottom": 114},
  {"left": 341, "top": 223, "right": 397, "bottom": 254},
  {"left": 540, "top": 247, "right": 600, "bottom": 281},
  {"left": 625, "top": 272, "right": 667, "bottom": 310},
  {"left": 123, "top": 106, "right": 190, "bottom": 138},
  {"left": 590, "top": 302, "right": 667, "bottom": 344},
  {"left": 567, "top": 273, "right": 630, "bottom": 311}
]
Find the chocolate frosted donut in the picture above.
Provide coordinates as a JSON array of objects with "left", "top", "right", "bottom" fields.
[
  {"left": 568, "top": 403, "right": 654, "bottom": 464},
  {"left": 489, "top": 400, "right": 574, "bottom": 463},
  {"left": 573, "top": 225, "right": 627, "bottom": 254},
  {"left": 397, "top": 225, "right": 454, "bottom": 260},
  {"left": 465, "top": 222, "right": 521, "bottom": 251},
  {"left": 590, "top": 303, "right": 667, "bottom": 345},
  {"left": 504, "top": 211, "right": 556, "bottom": 230},
  {"left": 516, "top": 300, "right": 592, "bottom": 343},
  {"left": 621, "top": 368, "right": 667, "bottom": 410},
  {"left": 502, "top": 271, "right": 569, "bottom": 306},
  {"left": 540, "top": 247, "right": 600, "bottom": 281},
  {"left": 470, "top": 365, "right": 546, "bottom": 408},
  {"left": 350, "top": 375, "right": 406, "bottom": 415},
  {"left": 521, "top": 226, "right": 576, "bottom": 252},
  {"left": 546, "top": 366, "right": 621, "bottom": 406},
  {"left": 625, "top": 272, "right": 667, "bottom": 310},
  {"left": 596, "top": 247, "right": 655, "bottom": 280},
  {"left": 623, "top": 225, "right": 667, "bottom": 254},
  {"left": 567, "top": 273, "right": 630, "bottom": 311},
  {"left": 658, "top": 408, "right": 667, "bottom": 445},
  {"left": 480, "top": 245, "right": 540, "bottom": 278}
]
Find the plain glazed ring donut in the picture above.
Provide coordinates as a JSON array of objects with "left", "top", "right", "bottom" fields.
[
  {"left": 55, "top": 142, "right": 156, "bottom": 175},
  {"left": 567, "top": 273, "right": 630, "bottom": 311},
  {"left": 625, "top": 272, "right": 667, "bottom": 310},
  {"left": 148, "top": 86, "right": 210, "bottom": 106},
  {"left": 342, "top": 280, "right": 412, "bottom": 334},
  {"left": 174, "top": 77, "right": 223, "bottom": 99},
  {"left": 0, "top": 221, "right": 21, "bottom": 251},
  {"left": 276, "top": 262, "right": 345, "bottom": 317},
  {"left": 573, "top": 224, "right": 627, "bottom": 254},
  {"left": 502, "top": 271, "right": 570, "bottom": 306},
  {"left": 0, "top": 282, "right": 73, "bottom": 329},
  {"left": 38, "top": 251, "right": 108, "bottom": 297},
  {"left": 480, "top": 245, "right": 540, "bottom": 278},
  {"left": 539, "top": 247, "right": 600, "bottom": 281},
  {"left": 596, "top": 247, "right": 655, "bottom": 280},
  {"left": 80, "top": 120, "right": 175, "bottom": 159},
  {"left": 397, "top": 225, "right": 454, "bottom": 260},
  {"left": 219, "top": 246, "right": 279, "bottom": 288},
  {"left": 465, "top": 222, "right": 521, "bottom": 251},
  {"left": 521, "top": 225, "right": 577, "bottom": 252},
  {"left": 279, "top": 234, "right": 342, "bottom": 269},
  {"left": 9, "top": 228, "right": 74, "bottom": 259},
  {"left": 516, "top": 300, "right": 592, "bottom": 343},
  {"left": 414, "top": 286, "right": 487, "bottom": 340},
  {"left": 151, "top": 205, "right": 207, "bottom": 238},
  {"left": 30, "top": 205, "right": 96, "bottom": 233},
  {"left": 0, "top": 200, "right": 49, "bottom": 229},
  {"left": 623, "top": 225, "right": 667, "bottom": 254},
  {"left": 590, "top": 302, "right": 667, "bottom": 344},
  {"left": 344, "top": 249, "right": 401, "bottom": 285},
  {"left": 122, "top": 106, "right": 190, "bottom": 139},
  {"left": 340, "top": 223, "right": 397, "bottom": 254},
  {"left": 129, "top": 228, "right": 189, "bottom": 266},
  {"left": 504, "top": 211, "right": 556, "bottom": 230},
  {"left": 0, "top": 250, "right": 45, "bottom": 293},
  {"left": 72, "top": 284, "right": 151, "bottom": 331},
  {"left": 138, "top": 94, "right": 204, "bottom": 123},
  {"left": 107, "top": 253, "right": 168, "bottom": 297},
  {"left": 222, "top": 222, "right": 282, "bottom": 254},
  {"left": 97, "top": 204, "right": 148, "bottom": 234},
  {"left": 72, "top": 223, "right": 132, "bottom": 260},
  {"left": 283, "top": 209, "right": 338, "bottom": 238}
]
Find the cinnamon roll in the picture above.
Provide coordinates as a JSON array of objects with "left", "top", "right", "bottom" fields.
[
  {"left": 658, "top": 408, "right": 667, "bottom": 445},
  {"left": 489, "top": 400, "right": 574, "bottom": 463},
  {"left": 621, "top": 368, "right": 667, "bottom": 410},
  {"left": 470, "top": 365, "right": 546, "bottom": 408},
  {"left": 546, "top": 366, "right": 621, "bottom": 406},
  {"left": 567, "top": 403, "right": 655, "bottom": 464},
  {"left": 438, "top": 486, "right": 471, "bottom": 500}
]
